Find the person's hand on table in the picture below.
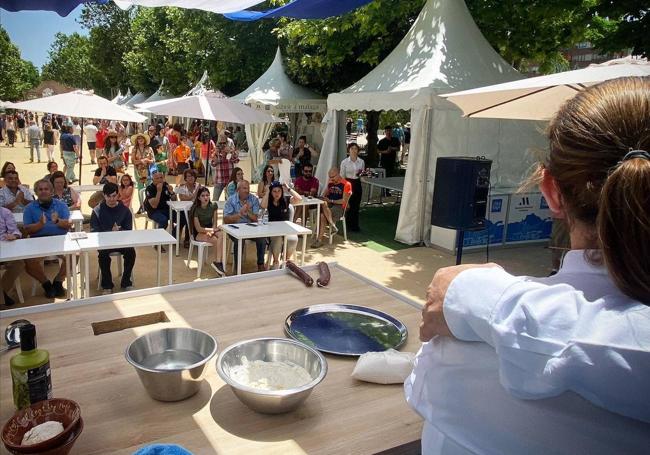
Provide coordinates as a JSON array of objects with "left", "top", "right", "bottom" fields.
[{"left": 420, "top": 263, "right": 501, "bottom": 342}]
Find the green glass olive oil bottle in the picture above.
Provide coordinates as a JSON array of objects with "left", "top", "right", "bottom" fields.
[{"left": 10, "top": 324, "right": 52, "bottom": 409}]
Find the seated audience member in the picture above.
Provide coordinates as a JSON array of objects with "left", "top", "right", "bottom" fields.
[
  {"left": 223, "top": 180, "right": 266, "bottom": 272},
  {"left": 118, "top": 174, "right": 135, "bottom": 209},
  {"left": 44, "top": 161, "right": 58, "bottom": 181},
  {"left": 260, "top": 181, "right": 302, "bottom": 269},
  {"left": 311, "top": 167, "right": 351, "bottom": 248},
  {"left": 0, "top": 161, "right": 18, "bottom": 188},
  {"left": 226, "top": 167, "right": 244, "bottom": 198},
  {"left": 294, "top": 162, "right": 320, "bottom": 201},
  {"left": 90, "top": 183, "right": 136, "bottom": 294},
  {"left": 408, "top": 77, "right": 650, "bottom": 454},
  {"left": 93, "top": 155, "right": 118, "bottom": 185},
  {"left": 0, "top": 206, "right": 25, "bottom": 306},
  {"left": 144, "top": 170, "right": 177, "bottom": 234},
  {"left": 189, "top": 187, "right": 226, "bottom": 276},
  {"left": 51, "top": 171, "right": 81, "bottom": 209},
  {"left": 23, "top": 179, "right": 71, "bottom": 298},
  {"left": 257, "top": 165, "right": 275, "bottom": 200},
  {"left": 0, "top": 170, "right": 34, "bottom": 213},
  {"left": 175, "top": 168, "right": 200, "bottom": 247}
]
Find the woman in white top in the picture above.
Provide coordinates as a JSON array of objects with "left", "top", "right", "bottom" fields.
[
  {"left": 340, "top": 142, "right": 364, "bottom": 232},
  {"left": 407, "top": 77, "right": 650, "bottom": 454}
]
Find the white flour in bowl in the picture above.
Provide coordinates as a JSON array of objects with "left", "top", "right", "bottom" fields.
[
  {"left": 22, "top": 420, "right": 64, "bottom": 445},
  {"left": 230, "top": 356, "right": 312, "bottom": 391}
]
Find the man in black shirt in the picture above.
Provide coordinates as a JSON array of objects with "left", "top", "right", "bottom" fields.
[
  {"left": 93, "top": 155, "right": 118, "bottom": 185},
  {"left": 144, "top": 170, "right": 177, "bottom": 233},
  {"left": 90, "top": 183, "right": 136, "bottom": 294},
  {"left": 377, "top": 126, "right": 400, "bottom": 177}
]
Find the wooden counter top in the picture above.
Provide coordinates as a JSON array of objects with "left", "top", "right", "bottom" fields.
[{"left": 1, "top": 265, "right": 423, "bottom": 454}]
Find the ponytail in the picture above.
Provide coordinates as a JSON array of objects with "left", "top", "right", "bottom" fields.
[{"left": 598, "top": 153, "right": 650, "bottom": 303}]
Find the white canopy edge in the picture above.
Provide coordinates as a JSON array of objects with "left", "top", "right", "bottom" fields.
[{"left": 113, "top": 0, "right": 265, "bottom": 14}]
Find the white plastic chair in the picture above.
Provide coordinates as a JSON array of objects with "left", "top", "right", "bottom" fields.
[
  {"left": 134, "top": 188, "right": 157, "bottom": 229},
  {"left": 265, "top": 205, "right": 295, "bottom": 268},
  {"left": 96, "top": 252, "right": 134, "bottom": 290},
  {"left": 186, "top": 235, "right": 212, "bottom": 278},
  {"left": 328, "top": 203, "right": 349, "bottom": 245},
  {"left": 0, "top": 265, "right": 24, "bottom": 304}
]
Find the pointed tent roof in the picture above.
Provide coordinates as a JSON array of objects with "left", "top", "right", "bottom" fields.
[
  {"left": 123, "top": 91, "right": 148, "bottom": 108},
  {"left": 142, "top": 81, "right": 172, "bottom": 104},
  {"left": 117, "top": 88, "right": 133, "bottom": 105},
  {"left": 110, "top": 91, "right": 124, "bottom": 104},
  {"left": 328, "top": 0, "right": 522, "bottom": 111},
  {"left": 234, "top": 48, "right": 326, "bottom": 113},
  {"left": 185, "top": 70, "right": 227, "bottom": 97}
]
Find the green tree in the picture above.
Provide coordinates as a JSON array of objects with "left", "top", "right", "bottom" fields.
[
  {"left": 0, "top": 26, "right": 40, "bottom": 100},
  {"left": 41, "top": 33, "right": 94, "bottom": 89},
  {"left": 78, "top": 3, "right": 134, "bottom": 97},
  {"left": 589, "top": 1, "right": 649, "bottom": 58}
]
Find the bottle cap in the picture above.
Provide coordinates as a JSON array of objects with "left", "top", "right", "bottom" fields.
[{"left": 19, "top": 324, "right": 37, "bottom": 351}]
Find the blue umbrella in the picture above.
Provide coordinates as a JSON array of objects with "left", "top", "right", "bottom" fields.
[
  {"left": 225, "top": 0, "right": 373, "bottom": 21},
  {"left": 0, "top": 0, "right": 108, "bottom": 16}
]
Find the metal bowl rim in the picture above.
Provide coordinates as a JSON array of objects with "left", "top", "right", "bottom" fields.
[
  {"left": 124, "top": 327, "right": 218, "bottom": 373},
  {"left": 216, "top": 337, "right": 328, "bottom": 396}
]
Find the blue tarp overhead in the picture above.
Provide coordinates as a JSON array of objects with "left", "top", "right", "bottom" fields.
[
  {"left": 0, "top": 0, "right": 107, "bottom": 16},
  {"left": 225, "top": 0, "right": 373, "bottom": 21}
]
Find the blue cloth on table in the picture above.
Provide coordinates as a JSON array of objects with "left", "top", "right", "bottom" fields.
[{"left": 133, "top": 444, "right": 193, "bottom": 455}]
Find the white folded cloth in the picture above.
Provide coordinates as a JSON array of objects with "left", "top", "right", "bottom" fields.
[{"left": 351, "top": 349, "right": 415, "bottom": 384}]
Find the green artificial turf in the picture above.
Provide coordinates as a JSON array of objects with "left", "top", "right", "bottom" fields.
[{"left": 347, "top": 204, "right": 411, "bottom": 252}]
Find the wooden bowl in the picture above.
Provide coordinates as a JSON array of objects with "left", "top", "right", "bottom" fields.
[{"left": 1, "top": 399, "right": 81, "bottom": 454}]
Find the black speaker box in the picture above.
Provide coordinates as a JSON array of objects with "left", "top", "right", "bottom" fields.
[{"left": 431, "top": 157, "right": 492, "bottom": 230}]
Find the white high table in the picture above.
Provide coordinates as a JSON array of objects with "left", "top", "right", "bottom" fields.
[
  {"left": 361, "top": 176, "right": 405, "bottom": 204},
  {"left": 0, "top": 234, "right": 79, "bottom": 300},
  {"left": 76, "top": 229, "right": 176, "bottom": 298},
  {"left": 167, "top": 200, "right": 193, "bottom": 256},
  {"left": 220, "top": 221, "right": 311, "bottom": 275},
  {"left": 292, "top": 196, "right": 324, "bottom": 236}
]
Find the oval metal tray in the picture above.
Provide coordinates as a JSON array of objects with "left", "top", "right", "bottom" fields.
[{"left": 284, "top": 304, "right": 408, "bottom": 356}]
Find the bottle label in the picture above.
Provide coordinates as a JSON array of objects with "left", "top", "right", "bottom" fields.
[{"left": 27, "top": 362, "right": 52, "bottom": 404}]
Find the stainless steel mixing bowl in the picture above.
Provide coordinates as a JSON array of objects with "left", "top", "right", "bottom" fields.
[
  {"left": 217, "top": 337, "right": 327, "bottom": 414},
  {"left": 125, "top": 327, "right": 218, "bottom": 401}
]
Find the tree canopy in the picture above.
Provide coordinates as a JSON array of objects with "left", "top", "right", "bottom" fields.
[
  {"left": 0, "top": 26, "right": 39, "bottom": 101},
  {"left": 41, "top": 32, "right": 94, "bottom": 89}
]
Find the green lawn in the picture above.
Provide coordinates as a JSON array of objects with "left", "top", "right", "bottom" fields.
[{"left": 347, "top": 205, "right": 411, "bottom": 252}]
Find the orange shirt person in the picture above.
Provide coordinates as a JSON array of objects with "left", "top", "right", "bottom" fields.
[{"left": 174, "top": 141, "right": 192, "bottom": 185}]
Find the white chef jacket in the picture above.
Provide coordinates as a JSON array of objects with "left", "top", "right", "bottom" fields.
[
  {"left": 405, "top": 250, "right": 650, "bottom": 454},
  {"left": 340, "top": 156, "right": 365, "bottom": 180}
]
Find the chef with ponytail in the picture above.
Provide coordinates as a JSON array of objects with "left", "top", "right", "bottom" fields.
[{"left": 407, "top": 77, "right": 650, "bottom": 454}]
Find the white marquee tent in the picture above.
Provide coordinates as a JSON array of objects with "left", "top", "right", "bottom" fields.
[
  {"left": 117, "top": 88, "right": 133, "bottom": 105},
  {"left": 137, "top": 81, "right": 172, "bottom": 114},
  {"left": 234, "top": 48, "right": 327, "bottom": 178},
  {"left": 123, "top": 91, "right": 148, "bottom": 109},
  {"left": 320, "top": 0, "right": 547, "bottom": 246}
]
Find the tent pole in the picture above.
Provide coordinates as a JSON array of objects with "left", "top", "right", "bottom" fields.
[{"left": 79, "top": 117, "right": 85, "bottom": 183}]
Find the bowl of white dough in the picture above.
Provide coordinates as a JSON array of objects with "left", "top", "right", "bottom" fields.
[{"left": 217, "top": 338, "right": 327, "bottom": 414}]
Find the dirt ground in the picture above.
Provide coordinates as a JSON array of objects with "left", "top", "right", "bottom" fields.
[{"left": 0, "top": 139, "right": 552, "bottom": 310}]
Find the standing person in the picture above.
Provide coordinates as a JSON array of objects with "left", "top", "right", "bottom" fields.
[
  {"left": 393, "top": 122, "right": 404, "bottom": 153},
  {"left": 377, "top": 126, "right": 400, "bottom": 178},
  {"left": 409, "top": 77, "right": 650, "bottom": 454},
  {"left": 0, "top": 114, "right": 5, "bottom": 143},
  {"left": 293, "top": 136, "right": 319, "bottom": 177},
  {"left": 43, "top": 122, "right": 56, "bottom": 162},
  {"left": 278, "top": 132, "right": 293, "bottom": 159},
  {"left": 91, "top": 182, "right": 136, "bottom": 294},
  {"left": 234, "top": 126, "right": 246, "bottom": 149},
  {"left": 211, "top": 132, "right": 239, "bottom": 201},
  {"left": 340, "top": 142, "right": 364, "bottom": 232},
  {"left": 173, "top": 133, "right": 192, "bottom": 186},
  {"left": 131, "top": 132, "right": 154, "bottom": 189},
  {"left": 153, "top": 142, "right": 168, "bottom": 176},
  {"left": 199, "top": 133, "right": 215, "bottom": 182},
  {"left": 84, "top": 120, "right": 99, "bottom": 165},
  {"left": 72, "top": 119, "right": 81, "bottom": 152},
  {"left": 60, "top": 125, "right": 79, "bottom": 184},
  {"left": 27, "top": 120, "right": 42, "bottom": 163},
  {"left": 223, "top": 180, "right": 266, "bottom": 272},
  {"left": 0, "top": 171, "right": 34, "bottom": 213},
  {"left": 103, "top": 130, "right": 125, "bottom": 172},
  {"left": 0, "top": 206, "right": 24, "bottom": 306},
  {"left": 260, "top": 181, "right": 302, "bottom": 269},
  {"left": 95, "top": 121, "right": 109, "bottom": 162},
  {"left": 189, "top": 186, "right": 226, "bottom": 277},
  {"left": 16, "top": 114, "right": 26, "bottom": 143},
  {"left": 401, "top": 121, "right": 411, "bottom": 164},
  {"left": 6, "top": 116, "right": 16, "bottom": 147},
  {"left": 23, "top": 179, "right": 71, "bottom": 298}
]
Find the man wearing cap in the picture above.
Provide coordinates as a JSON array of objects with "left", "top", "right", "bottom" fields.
[
  {"left": 91, "top": 182, "right": 136, "bottom": 294},
  {"left": 211, "top": 132, "right": 239, "bottom": 201}
]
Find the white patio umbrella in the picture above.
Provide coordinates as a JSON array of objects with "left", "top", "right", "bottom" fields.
[
  {"left": 135, "top": 91, "right": 281, "bottom": 124},
  {"left": 441, "top": 57, "right": 650, "bottom": 120},
  {"left": 11, "top": 90, "right": 147, "bottom": 180}
]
